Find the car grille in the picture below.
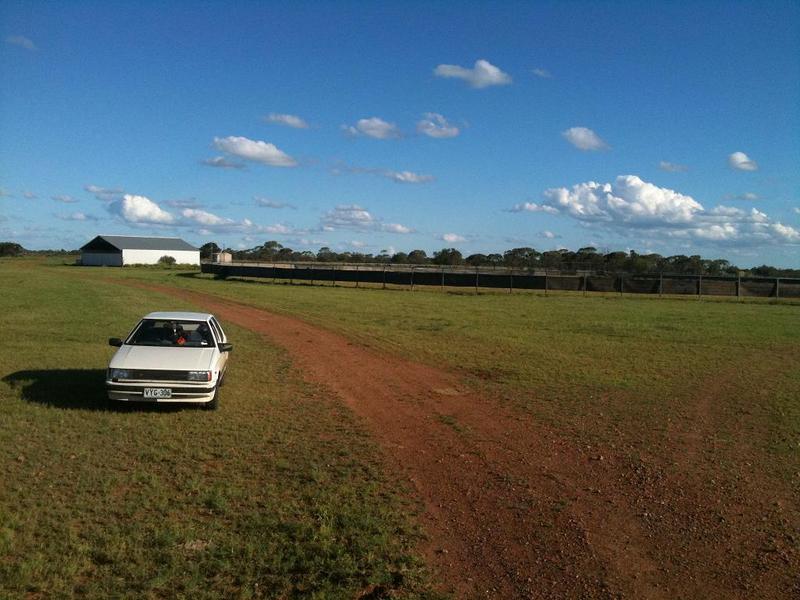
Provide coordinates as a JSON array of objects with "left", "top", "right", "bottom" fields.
[{"left": 121, "top": 369, "right": 193, "bottom": 381}]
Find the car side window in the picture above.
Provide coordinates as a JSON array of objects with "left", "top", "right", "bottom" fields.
[
  {"left": 211, "top": 318, "right": 226, "bottom": 342},
  {"left": 208, "top": 319, "right": 223, "bottom": 343}
]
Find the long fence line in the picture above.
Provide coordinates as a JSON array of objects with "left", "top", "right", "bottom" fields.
[{"left": 201, "top": 261, "right": 800, "bottom": 300}]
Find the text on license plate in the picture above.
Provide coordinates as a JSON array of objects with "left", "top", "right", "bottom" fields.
[{"left": 143, "top": 388, "right": 172, "bottom": 399}]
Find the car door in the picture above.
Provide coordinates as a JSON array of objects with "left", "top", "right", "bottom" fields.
[{"left": 208, "top": 317, "right": 229, "bottom": 379}]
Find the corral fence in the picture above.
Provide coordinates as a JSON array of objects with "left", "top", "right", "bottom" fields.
[{"left": 201, "top": 261, "right": 800, "bottom": 300}]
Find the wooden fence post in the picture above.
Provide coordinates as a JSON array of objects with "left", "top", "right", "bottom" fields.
[
  {"left": 475, "top": 267, "right": 479, "bottom": 294},
  {"left": 509, "top": 268, "right": 513, "bottom": 294},
  {"left": 441, "top": 266, "right": 445, "bottom": 292},
  {"left": 776, "top": 277, "right": 780, "bottom": 299},
  {"left": 659, "top": 272, "right": 663, "bottom": 297},
  {"left": 355, "top": 265, "right": 359, "bottom": 288},
  {"left": 410, "top": 266, "right": 414, "bottom": 292},
  {"left": 382, "top": 265, "right": 387, "bottom": 290},
  {"left": 737, "top": 273, "right": 741, "bottom": 301},
  {"left": 698, "top": 274, "right": 702, "bottom": 300},
  {"left": 619, "top": 274, "right": 623, "bottom": 296},
  {"left": 583, "top": 272, "right": 588, "bottom": 297},
  {"left": 544, "top": 271, "right": 548, "bottom": 296},
  {"left": 332, "top": 264, "right": 336, "bottom": 287}
]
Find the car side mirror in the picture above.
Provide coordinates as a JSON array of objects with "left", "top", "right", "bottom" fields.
[
  {"left": 109, "top": 337, "right": 123, "bottom": 347},
  {"left": 218, "top": 342, "right": 233, "bottom": 353}
]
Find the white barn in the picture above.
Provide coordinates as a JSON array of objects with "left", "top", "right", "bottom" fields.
[{"left": 80, "top": 235, "right": 200, "bottom": 266}]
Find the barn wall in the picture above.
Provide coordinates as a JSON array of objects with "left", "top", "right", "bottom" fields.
[
  {"left": 121, "top": 249, "right": 200, "bottom": 265},
  {"left": 81, "top": 252, "right": 123, "bottom": 266}
]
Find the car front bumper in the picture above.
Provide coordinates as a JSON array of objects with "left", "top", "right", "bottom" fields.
[{"left": 106, "top": 381, "right": 217, "bottom": 403}]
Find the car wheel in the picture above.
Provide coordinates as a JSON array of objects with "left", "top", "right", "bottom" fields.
[{"left": 203, "top": 387, "right": 219, "bottom": 411}]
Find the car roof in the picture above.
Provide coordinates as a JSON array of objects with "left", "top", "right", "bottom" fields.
[{"left": 143, "top": 311, "right": 215, "bottom": 321}]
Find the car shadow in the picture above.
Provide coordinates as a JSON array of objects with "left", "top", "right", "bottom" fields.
[{"left": 2, "top": 369, "right": 196, "bottom": 412}]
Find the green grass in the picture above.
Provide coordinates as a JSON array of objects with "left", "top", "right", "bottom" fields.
[
  {"left": 73, "top": 262, "right": 800, "bottom": 482},
  {"left": 0, "top": 259, "right": 434, "bottom": 598}
]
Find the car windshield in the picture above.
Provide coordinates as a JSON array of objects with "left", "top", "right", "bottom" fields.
[{"left": 128, "top": 319, "right": 215, "bottom": 348}]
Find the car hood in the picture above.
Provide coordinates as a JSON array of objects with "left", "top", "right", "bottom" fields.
[{"left": 109, "top": 345, "right": 216, "bottom": 371}]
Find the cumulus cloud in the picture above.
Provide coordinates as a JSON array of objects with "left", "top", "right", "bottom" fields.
[
  {"left": 659, "top": 161, "right": 688, "bottom": 173},
  {"left": 342, "top": 117, "right": 401, "bottom": 139},
  {"left": 728, "top": 151, "right": 758, "bottom": 171},
  {"left": 58, "top": 212, "right": 97, "bottom": 222},
  {"left": 416, "top": 113, "right": 460, "bottom": 138},
  {"left": 441, "top": 233, "right": 466, "bottom": 243},
  {"left": 530, "top": 175, "right": 799, "bottom": 246},
  {"left": 794, "top": 207, "right": 800, "bottom": 215},
  {"left": 84, "top": 184, "right": 124, "bottom": 201},
  {"left": 23, "top": 191, "right": 37, "bottom": 199},
  {"left": 264, "top": 113, "right": 309, "bottom": 129},
  {"left": 562, "top": 127, "right": 609, "bottom": 151},
  {"left": 181, "top": 208, "right": 232, "bottom": 226},
  {"left": 52, "top": 194, "right": 78, "bottom": 203},
  {"left": 532, "top": 68, "right": 552, "bottom": 78},
  {"left": 434, "top": 59, "right": 512, "bottom": 88},
  {"left": 110, "top": 194, "right": 175, "bottom": 224},
  {"left": 202, "top": 156, "right": 246, "bottom": 169},
  {"left": 255, "top": 197, "right": 295, "bottom": 209},
  {"left": 321, "top": 204, "right": 413, "bottom": 234},
  {"left": 213, "top": 136, "right": 297, "bottom": 167},
  {"left": 539, "top": 230, "right": 560, "bottom": 239},
  {"left": 5, "top": 35, "right": 36, "bottom": 51}
]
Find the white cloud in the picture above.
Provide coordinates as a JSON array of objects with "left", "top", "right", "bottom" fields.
[
  {"left": 384, "top": 170, "right": 434, "bottom": 184},
  {"left": 111, "top": 194, "right": 175, "bottom": 224},
  {"left": 202, "top": 156, "right": 246, "bottom": 169},
  {"left": 508, "top": 202, "right": 559, "bottom": 215},
  {"left": 416, "top": 113, "right": 460, "bottom": 138},
  {"left": 321, "top": 204, "right": 413, "bottom": 234},
  {"left": 382, "top": 223, "right": 413, "bottom": 234},
  {"left": 212, "top": 136, "right": 297, "bottom": 167},
  {"left": 59, "top": 212, "right": 97, "bottom": 222},
  {"left": 181, "top": 208, "right": 232, "bottom": 226},
  {"left": 659, "top": 160, "right": 688, "bottom": 173},
  {"left": 539, "top": 230, "right": 560, "bottom": 239},
  {"left": 728, "top": 151, "right": 758, "bottom": 171},
  {"left": 5, "top": 35, "right": 36, "bottom": 51},
  {"left": 165, "top": 198, "right": 203, "bottom": 209},
  {"left": 793, "top": 207, "right": 800, "bottom": 215},
  {"left": 334, "top": 163, "right": 433, "bottom": 184},
  {"left": 434, "top": 59, "right": 512, "bottom": 88},
  {"left": 0, "top": 188, "right": 12, "bottom": 198},
  {"left": 264, "top": 113, "right": 309, "bottom": 129},
  {"left": 52, "top": 194, "right": 78, "bottom": 203},
  {"left": 562, "top": 127, "right": 609, "bottom": 151},
  {"left": 84, "top": 184, "right": 124, "bottom": 201},
  {"left": 348, "top": 240, "right": 368, "bottom": 248},
  {"left": 255, "top": 197, "right": 295, "bottom": 209},
  {"left": 23, "top": 191, "right": 37, "bottom": 199},
  {"left": 725, "top": 192, "right": 760, "bottom": 201},
  {"left": 536, "top": 175, "right": 799, "bottom": 246},
  {"left": 441, "top": 233, "right": 466, "bottom": 243},
  {"left": 532, "top": 68, "right": 552, "bottom": 79},
  {"left": 342, "top": 117, "right": 401, "bottom": 139}
]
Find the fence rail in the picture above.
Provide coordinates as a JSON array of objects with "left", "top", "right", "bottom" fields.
[{"left": 200, "top": 261, "right": 800, "bottom": 300}]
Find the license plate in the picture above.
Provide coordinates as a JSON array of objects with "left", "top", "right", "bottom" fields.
[{"left": 143, "top": 388, "right": 172, "bottom": 399}]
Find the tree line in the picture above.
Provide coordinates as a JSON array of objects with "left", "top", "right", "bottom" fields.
[{"left": 199, "top": 241, "right": 800, "bottom": 278}]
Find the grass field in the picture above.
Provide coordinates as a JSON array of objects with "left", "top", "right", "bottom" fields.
[
  {"left": 0, "top": 259, "right": 432, "bottom": 599},
  {"left": 1, "top": 258, "right": 798, "bottom": 597}
]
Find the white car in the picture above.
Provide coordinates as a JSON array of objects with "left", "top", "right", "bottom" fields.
[{"left": 107, "top": 311, "right": 232, "bottom": 409}]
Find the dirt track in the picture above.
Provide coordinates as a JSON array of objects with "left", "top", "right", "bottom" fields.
[{"left": 120, "top": 281, "right": 799, "bottom": 599}]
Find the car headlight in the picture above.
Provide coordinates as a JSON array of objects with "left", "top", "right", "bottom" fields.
[
  {"left": 109, "top": 368, "right": 131, "bottom": 381},
  {"left": 186, "top": 371, "right": 212, "bottom": 382}
]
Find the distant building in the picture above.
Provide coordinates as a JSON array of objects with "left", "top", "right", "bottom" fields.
[
  {"left": 80, "top": 235, "right": 200, "bottom": 266},
  {"left": 212, "top": 251, "right": 233, "bottom": 263}
]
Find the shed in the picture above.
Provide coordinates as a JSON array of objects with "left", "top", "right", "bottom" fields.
[{"left": 80, "top": 235, "right": 200, "bottom": 266}]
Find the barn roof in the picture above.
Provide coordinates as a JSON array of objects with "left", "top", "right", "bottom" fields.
[{"left": 81, "top": 235, "right": 198, "bottom": 252}]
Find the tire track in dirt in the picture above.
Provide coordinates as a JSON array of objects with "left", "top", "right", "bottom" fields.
[{"left": 110, "top": 279, "right": 794, "bottom": 598}]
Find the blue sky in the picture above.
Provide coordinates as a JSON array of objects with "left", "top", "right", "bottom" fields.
[{"left": 1, "top": 1, "right": 799, "bottom": 266}]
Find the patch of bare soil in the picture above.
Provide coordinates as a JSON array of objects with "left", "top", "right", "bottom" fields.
[{"left": 117, "top": 280, "right": 799, "bottom": 599}]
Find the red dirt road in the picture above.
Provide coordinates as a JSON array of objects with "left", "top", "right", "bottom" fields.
[{"left": 121, "top": 281, "right": 799, "bottom": 599}]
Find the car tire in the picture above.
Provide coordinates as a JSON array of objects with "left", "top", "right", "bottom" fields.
[{"left": 203, "top": 387, "right": 220, "bottom": 411}]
